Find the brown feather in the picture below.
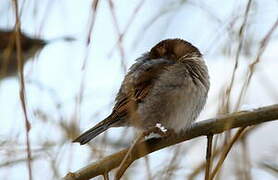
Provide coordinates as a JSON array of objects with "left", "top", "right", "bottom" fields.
[{"left": 111, "top": 60, "right": 174, "bottom": 126}]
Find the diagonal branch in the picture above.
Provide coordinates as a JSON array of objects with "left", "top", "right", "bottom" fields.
[{"left": 63, "top": 104, "right": 278, "bottom": 180}]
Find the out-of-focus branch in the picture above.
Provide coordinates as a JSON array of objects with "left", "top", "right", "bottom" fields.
[
  {"left": 209, "top": 127, "right": 246, "bottom": 180},
  {"left": 108, "top": 0, "right": 127, "bottom": 72},
  {"left": 205, "top": 134, "right": 213, "bottom": 180},
  {"left": 223, "top": 0, "right": 253, "bottom": 113},
  {"left": 63, "top": 104, "right": 278, "bottom": 180},
  {"left": 188, "top": 125, "right": 259, "bottom": 180},
  {"left": 12, "top": 0, "right": 33, "bottom": 180},
  {"left": 234, "top": 18, "right": 278, "bottom": 110},
  {"left": 259, "top": 161, "right": 278, "bottom": 177}
]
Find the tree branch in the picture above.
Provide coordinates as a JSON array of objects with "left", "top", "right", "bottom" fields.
[{"left": 63, "top": 104, "right": 278, "bottom": 180}]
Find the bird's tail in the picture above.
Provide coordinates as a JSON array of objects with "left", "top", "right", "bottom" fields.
[{"left": 73, "top": 114, "right": 118, "bottom": 145}]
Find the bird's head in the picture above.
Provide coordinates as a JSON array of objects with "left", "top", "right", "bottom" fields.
[{"left": 149, "top": 39, "right": 202, "bottom": 61}]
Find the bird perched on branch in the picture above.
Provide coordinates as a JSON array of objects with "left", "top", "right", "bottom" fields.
[
  {"left": 0, "top": 29, "right": 74, "bottom": 80},
  {"left": 74, "top": 38, "right": 210, "bottom": 145}
]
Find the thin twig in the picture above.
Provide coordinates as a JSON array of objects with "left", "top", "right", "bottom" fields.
[
  {"left": 209, "top": 127, "right": 246, "bottom": 180},
  {"left": 224, "top": 0, "right": 253, "bottom": 113},
  {"left": 83, "top": 0, "right": 99, "bottom": 69},
  {"left": 234, "top": 18, "right": 278, "bottom": 110},
  {"left": 108, "top": 0, "right": 145, "bottom": 57},
  {"left": 205, "top": 134, "right": 213, "bottom": 180},
  {"left": 115, "top": 126, "right": 166, "bottom": 179},
  {"left": 239, "top": 138, "right": 252, "bottom": 180},
  {"left": 161, "top": 145, "right": 182, "bottom": 179},
  {"left": 12, "top": 1, "right": 32, "bottom": 180},
  {"left": 115, "top": 132, "right": 145, "bottom": 180},
  {"left": 132, "top": 1, "right": 183, "bottom": 49},
  {"left": 0, "top": 155, "right": 40, "bottom": 168},
  {"left": 73, "top": 0, "right": 100, "bottom": 147},
  {"left": 144, "top": 156, "right": 152, "bottom": 180},
  {"left": 108, "top": 0, "right": 127, "bottom": 73},
  {"left": 188, "top": 126, "right": 259, "bottom": 180},
  {"left": 259, "top": 161, "right": 278, "bottom": 176},
  {"left": 103, "top": 172, "right": 109, "bottom": 180}
]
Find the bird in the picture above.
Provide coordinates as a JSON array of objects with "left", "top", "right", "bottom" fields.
[
  {"left": 0, "top": 29, "right": 75, "bottom": 80},
  {"left": 0, "top": 29, "right": 46, "bottom": 79},
  {"left": 73, "top": 38, "right": 210, "bottom": 145}
]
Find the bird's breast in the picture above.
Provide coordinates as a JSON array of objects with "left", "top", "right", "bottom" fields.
[
  {"left": 137, "top": 63, "right": 209, "bottom": 132},
  {"left": 166, "top": 83, "right": 208, "bottom": 132}
]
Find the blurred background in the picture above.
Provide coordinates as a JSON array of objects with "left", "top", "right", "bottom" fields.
[{"left": 0, "top": 0, "right": 278, "bottom": 179}]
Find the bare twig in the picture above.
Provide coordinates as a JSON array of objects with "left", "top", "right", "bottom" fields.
[
  {"left": 188, "top": 126, "right": 259, "bottom": 180},
  {"left": 63, "top": 104, "right": 278, "bottom": 180},
  {"left": 82, "top": 0, "right": 99, "bottom": 69},
  {"left": 224, "top": 0, "right": 253, "bottom": 113},
  {"left": 239, "top": 138, "right": 252, "bottom": 180},
  {"left": 160, "top": 145, "right": 183, "bottom": 179},
  {"left": 73, "top": 0, "right": 100, "bottom": 149},
  {"left": 103, "top": 173, "right": 109, "bottom": 180},
  {"left": 115, "top": 126, "right": 169, "bottom": 179},
  {"left": 205, "top": 135, "right": 213, "bottom": 180},
  {"left": 12, "top": 1, "right": 32, "bottom": 180},
  {"left": 259, "top": 161, "right": 278, "bottom": 177},
  {"left": 115, "top": 132, "right": 145, "bottom": 180},
  {"left": 108, "top": 0, "right": 145, "bottom": 57},
  {"left": 108, "top": 0, "right": 127, "bottom": 72},
  {"left": 0, "top": 155, "right": 40, "bottom": 168},
  {"left": 209, "top": 127, "right": 246, "bottom": 180},
  {"left": 234, "top": 18, "right": 278, "bottom": 110},
  {"left": 144, "top": 156, "right": 152, "bottom": 180}
]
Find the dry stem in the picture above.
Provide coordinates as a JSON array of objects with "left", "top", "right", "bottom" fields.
[
  {"left": 205, "top": 134, "right": 213, "bottom": 180},
  {"left": 209, "top": 127, "right": 246, "bottom": 180},
  {"left": 12, "top": 0, "right": 32, "bottom": 180}
]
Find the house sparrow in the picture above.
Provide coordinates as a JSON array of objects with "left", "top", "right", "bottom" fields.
[
  {"left": 74, "top": 38, "right": 210, "bottom": 145},
  {"left": 0, "top": 29, "right": 74, "bottom": 79},
  {"left": 0, "top": 29, "right": 46, "bottom": 79}
]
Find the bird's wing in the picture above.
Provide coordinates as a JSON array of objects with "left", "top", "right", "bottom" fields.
[{"left": 112, "top": 58, "right": 175, "bottom": 124}]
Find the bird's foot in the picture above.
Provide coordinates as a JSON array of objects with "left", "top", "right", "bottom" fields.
[{"left": 143, "top": 125, "right": 174, "bottom": 139}]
